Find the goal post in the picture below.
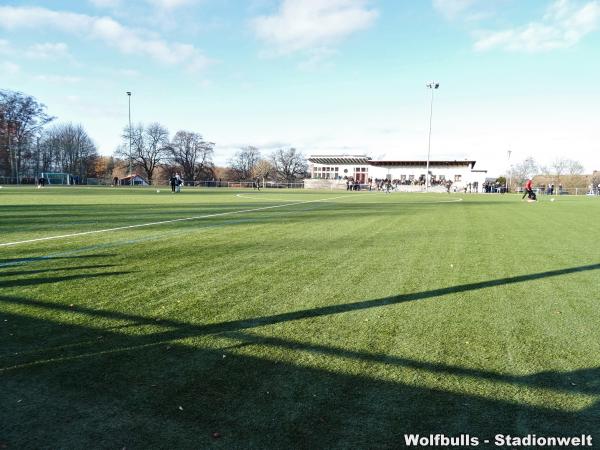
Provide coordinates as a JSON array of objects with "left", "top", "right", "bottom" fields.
[{"left": 40, "top": 172, "right": 73, "bottom": 185}]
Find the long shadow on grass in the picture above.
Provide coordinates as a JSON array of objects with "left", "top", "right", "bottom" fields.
[
  {"left": 1, "top": 263, "right": 597, "bottom": 340},
  {"left": 0, "top": 253, "right": 116, "bottom": 266},
  {"left": 1, "top": 263, "right": 598, "bottom": 447},
  {"left": 0, "top": 265, "right": 116, "bottom": 277},
  {"left": 0, "top": 271, "right": 132, "bottom": 289},
  {"left": 1, "top": 308, "right": 598, "bottom": 449}
]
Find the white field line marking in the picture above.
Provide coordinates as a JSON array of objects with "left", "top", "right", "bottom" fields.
[
  {"left": 331, "top": 198, "right": 464, "bottom": 204},
  {"left": 236, "top": 193, "right": 299, "bottom": 201},
  {"left": 0, "top": 195, "right": 346, "bottom": 248},
  {"left": 236, "top": 193, "right": 464, "bottom": 204}
]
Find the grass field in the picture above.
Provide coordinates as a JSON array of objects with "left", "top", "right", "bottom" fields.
[{"left": 1, "top": 186, "right": 599, "bottom": 449}]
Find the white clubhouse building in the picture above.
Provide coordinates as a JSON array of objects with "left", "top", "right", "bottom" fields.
[{"left": 305, "top": 155, "right": 488, "bottom": 192}]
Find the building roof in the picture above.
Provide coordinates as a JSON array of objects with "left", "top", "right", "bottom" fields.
[
  {"left": 308, "top": 155, "right": 476, "bottom": 168},
  {"left": 308, "top": 155, "right": 372, "bottom": 164},
  {"left": 370, "top": 160, "right": 476, "bottom": 168},
  {"left": 120, "top": 174, "right": 147, "bottom": 181}
]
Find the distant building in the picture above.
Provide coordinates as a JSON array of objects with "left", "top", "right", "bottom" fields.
[
  {"left": 305, "top": 155, "right": 487, "bottom": 191},
  {"left": 119, "top": 174, "right": 149, "bottom": 186}
]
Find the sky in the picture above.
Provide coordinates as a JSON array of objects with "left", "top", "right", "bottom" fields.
[{"left": 1, "top": 0, "right": 599, "bottom": 174}]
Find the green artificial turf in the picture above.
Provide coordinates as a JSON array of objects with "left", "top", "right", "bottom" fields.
[{"left": 1, "top": 186, "right": 599, "bottom": 449}]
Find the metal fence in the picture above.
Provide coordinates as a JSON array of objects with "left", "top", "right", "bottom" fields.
[
  {"left": 515, "top": 187, "right": 600, "bottom": 196},
  {"left": 174, "top": 180, "right": 304, "bottom": 189},
  {"left": 0, "top": 176, "right": 38, "bottom": 185},
  {"left": 0, "top": 177, "right": 305, "bottom": 189}
]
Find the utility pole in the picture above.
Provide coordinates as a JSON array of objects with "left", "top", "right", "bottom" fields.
[
  {"left": 127, "top": 91, "right": 132, "bottom": 187},
  {"left": 507, "top": 149, "right": 512, "bottom": 193},
  {"left": 425, "top": 82, "right": 439, "bottom": 192}
]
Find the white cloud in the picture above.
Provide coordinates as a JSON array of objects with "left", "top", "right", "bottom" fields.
[
  {"left": 298, "top": 47, "right": 338, "bottom": 70},
  {"left": 120, "top": 68, "right": 140, "bottom": 77},
  {"left": 433, "top": 0, "right": 478, "bottom": 19},
  {"left": 89, "top": 0, "right": 122, "bottom": 7},
  {"left": 1, "top": 61, "right": 20, "bottom": 75},
  {"left": 0, "top": 6, "right": 213, "bottom": 71},
  {"left": 0, "top": 39, "right": 11, "bottom": 54},
  {"left": 474, "top": 0, "right": 600, "bottom": 51},
  {"left": 148, "top": 0, "right": 198, "bottom": 9},
  {"left": 34, "top": 74, "right": 81, "bottom": 84},
  {"left": 25, "top": 42, "right": 71, "bottom": 59},
  {"left": 251, "top": 0, "right": 378, "bottom": 56}
]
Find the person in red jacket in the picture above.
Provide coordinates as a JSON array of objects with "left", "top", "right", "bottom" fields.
[{"left": 522, "top": 178, "right": 535, "bottom": 200}]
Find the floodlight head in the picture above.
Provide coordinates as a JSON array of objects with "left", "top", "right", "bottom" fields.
[
  {"left": 126, "top": 91, "right": 131, "bottom": 96},
  {"left": 426, "top": 82, "right": 440, "bottom": 89}
]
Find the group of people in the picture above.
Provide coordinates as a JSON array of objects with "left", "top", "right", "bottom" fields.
[
  {"left": 345, "top": 177, "right": 455, "bottom": 193},
  {"left": 368, "top": 179, "right": 394, "bottom": 193},
  {"left": 346, "top": 179, "right": 362, "bottom": 191},
  {"left": 169, "top": 173, "right": 183, "bottom": 193}
]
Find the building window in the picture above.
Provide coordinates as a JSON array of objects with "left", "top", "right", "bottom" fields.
[{"left": 454, "top": 175, "right": 462, "bottom": 182}]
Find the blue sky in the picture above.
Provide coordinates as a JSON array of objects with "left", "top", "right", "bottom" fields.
[{"left": 1, "top": 0, "right": 599, "bottom": 173}]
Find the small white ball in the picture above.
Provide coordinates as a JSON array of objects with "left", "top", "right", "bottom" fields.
[
  {"left": 550, "top": 198, "right": 555, "bottom": 202},
  {"left": 156, "top": 189, "right": 161, "bottom": 193}
]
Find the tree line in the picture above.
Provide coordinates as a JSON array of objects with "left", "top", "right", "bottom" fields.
[
  {"left": 507, "top": 156, "right": 588, "bottom": 190},
  {"left": 0, "top": 89, "right": 308, "bottom": 185}
]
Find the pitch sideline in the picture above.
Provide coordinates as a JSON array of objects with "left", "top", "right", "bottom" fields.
[{"left": 0, "top": 194, "right": 347, "bottom": 248}]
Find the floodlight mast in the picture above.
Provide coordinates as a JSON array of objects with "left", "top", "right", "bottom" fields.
[
  {"left": 507, "top": 149, "right": 512, "bottom": 193},
  {"left": 425, "top": 82, "right": 439, "bottom": 192},
  {"left": 127, "top": 91, "right": 132, "bottom": 187}
]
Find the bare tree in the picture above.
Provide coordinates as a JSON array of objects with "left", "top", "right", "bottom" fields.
[
  {"left": 229, "top": 146, "right": 261, "bottom": 180},
  {"left": 40, "top": 123, "right": 98, "bottom": 180},
  {"left": 118, "top": 122, "right": 169, "bottom": 184},
  {"left": 0, "top": 90, "right": 54, "bottom": 180},
  {"left": 592, "top": 171, "right": 600, "bottom": 191},
  {"left": 550, "top": 157, "right": 579, "bottom": 190},
  {"left": 566, "top": 159, "right": 584, "bottom": 176},
  {"left": 168, "top": 130, "right": 214, "bottom": 181},
  {"left": 252, "top": 159, "right": 274, "bottom": 180},
  {"left": 270, "top": 147, "right": 308, "bottom": 182},
  {"left": 508, "top": 156, "right": 538, "bottom": 186},
  {"left": 552, "top": 158, "right": 569, "bottom": 179}
]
